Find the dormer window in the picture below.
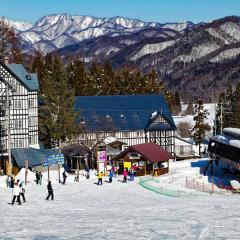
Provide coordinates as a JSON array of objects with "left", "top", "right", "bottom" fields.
[
  {"left": 106, "top": 114, "right": 112, "bottom": 121},
  {"left": 93, "top": 115, "right": 99, "bottom": 121},
  {"left": 26, "top": 75, "right": 31, "bottom": 80},
  {"left": 133, "top": 114, "right": 139, "bottom": 121},
  {"left": 80, "top": 118, "right": 85, "bottom": 123},
  {"left": 120, "top": 114, "right": 125, "bottom": 120}
]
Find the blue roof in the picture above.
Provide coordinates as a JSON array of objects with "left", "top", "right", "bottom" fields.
[
  {"left": 74, "top": 94, "right": 176, "bottom": 131},
  {"left": 6, "top": 64, "right": 39, "bottom": 91},
  {"left": 12, "top": 148, "right": 60, "bottom": 168}
]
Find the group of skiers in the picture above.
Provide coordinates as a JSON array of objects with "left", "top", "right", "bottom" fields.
[{"left": 97, "top": 167, "right": 135, "bottom": 185}]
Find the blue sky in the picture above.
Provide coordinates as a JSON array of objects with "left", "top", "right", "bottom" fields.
[{"left": 1, "top": 0, "right": 240, "bottom": 24}]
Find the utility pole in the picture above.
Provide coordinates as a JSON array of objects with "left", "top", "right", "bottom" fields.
[{"left": 220, "top": 101, "right": 223, "bottom": 134}]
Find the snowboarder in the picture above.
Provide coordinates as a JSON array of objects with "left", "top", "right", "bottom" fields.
[
  {"left": 11, "top": 181, "right": 21, "bottom": 205},
  {"left": 123, "top": 169, "right": 128, "bottom": 182},
  {"left": 46, "top": 181, "right": 54, "bottom": 200},
  {"left": 19, "top": 181, "right": 26, "bottom": 203},
  {"left": 97, "top": 171, "right": 103, "bottom": 185},
  {"left": 109, "top": 170, "right": 113, "bottom": 183},
  {"left": 62, "top": 171, "right": 67, "bottom": 184}
]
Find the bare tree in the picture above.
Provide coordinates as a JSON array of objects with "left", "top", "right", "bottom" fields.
[
  {"left": 177, "top": 122, "right": 192, "bottom": 138},
  {"left": 0, "top": 18, "right": 22, "bottom": 63}
]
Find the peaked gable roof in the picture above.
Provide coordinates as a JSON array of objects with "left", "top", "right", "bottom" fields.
[
  {"left": 112, "top": 142, "right": 173, "bottom": 163},
  {"left": 5, "top": 64, "right": 39, "bottom": 91},
  {"left": 74, "top": 94, "right": 176, "bottom": 131}
]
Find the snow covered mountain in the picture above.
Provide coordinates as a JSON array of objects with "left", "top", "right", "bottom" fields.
[{"left": 4, "top": 13, "right": 194, "bottom": 54}]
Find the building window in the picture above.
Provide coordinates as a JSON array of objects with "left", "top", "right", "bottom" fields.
[
  {"left": 29, "top": 136, "right": 35, "bottom": 145},
  {"left": 15, "top": 139, "right": 24, "bottom": 148},
  {"left": 28, "top": 99, "right": 34, "bottom": 108},
  {"left": 14, "top": 119, "right": 22, "bottom": 129},
  {"left": 133, "top": 114, "right": 139, "bottom": 121},
  {"left": 122, "top": 131, "right": 129, "bottom": 138},
  {"left": 93, "top": 116, "right": 98, "bottom": 121},
  {"left": 120, "top": 114, "right": 125, "bottom": 120},
  {"left": 106, "top": 115, "right": 112, "bottom": 121},
  {"left": 136, "top": 131, "right": 142, "bottom": 137},
  {"left": 29, "top": 117, "right": 36, "bottom": 127},
  {"left": 14, "top": 100, "right": 22, "bottom": 109}
]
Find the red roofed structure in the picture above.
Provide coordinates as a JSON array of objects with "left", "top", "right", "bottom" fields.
[{"left": 112, "top": 142, "right": 174, "bottom": 176}]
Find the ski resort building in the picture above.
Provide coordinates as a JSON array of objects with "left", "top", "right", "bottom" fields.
[
  {"left": 74, "top": 94, "right": 176, "bottom": 154},
  {"left": 0, "top": 62, "right": 39, "bottom": 171}
]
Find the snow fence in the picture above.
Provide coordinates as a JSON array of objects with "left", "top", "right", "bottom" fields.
[{"left": 139, "top": 176, "right": 198, "bottom": 197}]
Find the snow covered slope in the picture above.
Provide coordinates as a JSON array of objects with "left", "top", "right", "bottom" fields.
[{"left": 0, "top": 159, "right": 240, "bottom": 239}]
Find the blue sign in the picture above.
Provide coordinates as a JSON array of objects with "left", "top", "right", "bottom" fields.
[{"left": 43, "top": 154, "right": 64, "bottom": 167}]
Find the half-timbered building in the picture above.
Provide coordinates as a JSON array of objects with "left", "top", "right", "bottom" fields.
[
  {"left": 0, "top": 62, "right": 39, "bottom": 169},
  {"left": 74, "top": 94, "right": 176, "bottom": 154}
]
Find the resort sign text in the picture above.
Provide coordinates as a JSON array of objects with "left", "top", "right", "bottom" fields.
[{"left": 43, "top": 154, "right": 64, "bottom": 167}]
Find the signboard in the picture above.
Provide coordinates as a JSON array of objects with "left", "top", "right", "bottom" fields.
[
  {"left": 97, "top": 151, "right": 106, "bottom": 162},
  {"left": 43, "top": 154, "right": 64, "bottom": 167}
]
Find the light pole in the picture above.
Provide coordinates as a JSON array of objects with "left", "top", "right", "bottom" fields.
[{"left": 6, "top": 84, "right": 12, "bottom": 175}]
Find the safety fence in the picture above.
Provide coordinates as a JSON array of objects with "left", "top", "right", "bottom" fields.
[
  {"left": 185, "top": 176, "right": 233, "bottom": 195},
  {"left": 139, "top": 176, "right": 197, "bottom": 197}
]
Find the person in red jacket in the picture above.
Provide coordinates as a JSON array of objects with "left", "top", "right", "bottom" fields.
[{"left": 123, "top": 169, "right": 128, "bottom": 182}]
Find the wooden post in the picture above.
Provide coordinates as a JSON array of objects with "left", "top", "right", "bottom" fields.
[
  {"left": 77, "top": 157, "right": 79, "bottom": 182},
  {"left": 25, "top": 160, "right": 28, "bottom": 186},
  {"left": 152, "top": 164, "right": 154, "bottom": 176},
  {"left": 48, "top": 165, "right": 50, "bottom": 182},
  {"left": 144, "top": 161, "right": 146, "bottom": 176},
  {"left": 58, "top": 164, "right": 60, "bottom": 183}
]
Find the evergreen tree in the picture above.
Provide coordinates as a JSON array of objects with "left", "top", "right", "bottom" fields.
[
  {"left": 67, "top": 59, "right": 88, "bottom": 96},
  {"left": 215, "top": 85, "right": 234, "bottom": 133},
  {"left": 39, "top": 55, "right": 81, "bottom": 148},
  {"left": 190, "top": 98, "right": 211, "bottom": 154},
  {"left": 172, "top": 91, "right": 182, "bottom": 115}
]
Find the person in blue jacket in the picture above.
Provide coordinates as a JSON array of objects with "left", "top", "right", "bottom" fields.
[{"left": 109, "top": 170, "right": 113, "bottom": 183}]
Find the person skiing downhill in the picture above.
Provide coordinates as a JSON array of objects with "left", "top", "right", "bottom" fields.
[
  {"left": 11, "top": 181, "right": 21, "bottom": 205},
  {"left": 46, "top": 181, "right": 54, "bottom": 200}
]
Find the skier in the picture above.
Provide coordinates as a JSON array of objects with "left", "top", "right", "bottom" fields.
[
  {"left": 39, "top": 172, "right": 42, "bottom": 185},
  {"left": 19, "top": 181, "right": 26, "bottom": 203},
  {"left": 35, "top": 171, "right": 40, "bottom": 184},
  {"left": 10, "top": 176, "right": 14, "bottom": 188},
  {"left": 97, "top": 171, "right": 103, "bottom": 185},
  {"left": 6, "top": 175, "right": 11, "bottom": 188},
  {"left": 109, "top": 170, "right": 113, "bottom": 183},
  {"left": 46, "top": 181, "right": 54, "bottom": 200},
  {"left": 85, "top": 165, "right": 90, "bottom": 179},
  {"left": 129, "top": 168, "right": 134, "bottom": 181},
  {"left": 11, "top": 181, "right": 21, "bottom": 205},
  {"left": 62, "top": 171, "right": 67, "bottom": 184},
  {"left": 123, "top": 168, "right": 128, "bottom": 182}
]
